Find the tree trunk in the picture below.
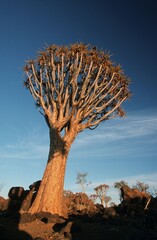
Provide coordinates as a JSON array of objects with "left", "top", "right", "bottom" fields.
[
  {"left": 100, "top": 198, "right": 105, "bottom": 207},
  {"left": 28, "top": 128, "right": 72, "bottom": 216}
]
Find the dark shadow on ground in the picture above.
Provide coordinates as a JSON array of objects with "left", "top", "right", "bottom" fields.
[{"left": 0, "top": 187, "right": 33, "bottom": 240}]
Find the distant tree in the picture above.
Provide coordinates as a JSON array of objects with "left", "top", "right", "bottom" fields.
[
  {"left": 114, "top": 180, "right": 128, "bottom": 189},
  {"left": 24, "top": 43, "right": 131, "bottom": 215},
  {"left": 0, "top": 183, "right": 4, "bottom": 193},
  {"left": 133, "top": 181, "right": 150, "bottom": 193},
  {"left": 94, "top": 184, "right": 109, "bottom": 207},
  {"left": 104, "top": 196, "right": 111, "bottom": 208},
  {"left": 76, "top": 171, "right": 91, "bottom": 193},
  {"left": 114, "top": 180, "right": 128, "bottom": 202},
  {"left": 110, "top": 202, "right": 116, "bottom": 207},
  {"left": 89, "top": 194, "right": 98, "bottom": 203}
]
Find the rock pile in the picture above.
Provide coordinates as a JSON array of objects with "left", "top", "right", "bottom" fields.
[
  {"left": 0, "top": 180, "right": 41, "bottom": 212},
  {"left": 0, "top": 182, "right": 157, "bottom": 240}
]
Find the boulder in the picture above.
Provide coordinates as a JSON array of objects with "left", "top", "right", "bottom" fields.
[
  {"left": 120, "top": 185, "right": 151, "bottom": 216},
  {"left": 121, "top": 185, "right": 150, "bottom": 203},
  {"left": 0, "top": 196, "right": 8, "bottom": 210},
  {"left": 52, "top": 221, "right": 82, "bottom": 239},
  {"left": 7, "top": 181, "right": 41, "bottom": 212},
  {"left": 29, "top": 180, "right": 41, "bottom": 192},
  {"left": 19, "top": 212, "right": 36, "bottom": 223},
  {"left": 103, "top": 207, "right": 117, "bottom": 218},
  {"left": 35, "top": 212, "right": 66, "bottom": 224},
  {"left": 20, "top": 189, "right": 35, "bottom": 211},
  {"left": 8, "top": 187, "right": 25, "bottom": 200},
  {"left": 8, "top": 198, "right": 23, "bottom": 211},
  {"left": 95, "top": 203, "right": 105, "bottom": 212},
  {"left": 64, "top": 192, "right": 95, "bottom": 214}
]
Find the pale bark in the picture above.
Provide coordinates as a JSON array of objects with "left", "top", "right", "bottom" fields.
[
  {"left": 29, "top": 151, "right": 68, "bottom": 215},
  {"left": 29, "top": 128, "right": 73, "bottom": 216}
]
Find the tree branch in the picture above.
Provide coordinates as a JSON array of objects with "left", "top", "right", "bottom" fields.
[{"left": 24, "top": 44, "right": 131, "bottom": 137}]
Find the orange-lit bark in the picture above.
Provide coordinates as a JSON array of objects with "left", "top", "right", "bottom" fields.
[
  {"left": 29, "top": 128, "right": 72, "bottom": 216},
  {"left": 29, "top": 151, "right": 68, "bottom": 215}
]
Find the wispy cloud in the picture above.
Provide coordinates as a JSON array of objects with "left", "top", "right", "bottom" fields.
[
  {"left": 0, "top": 109, "right": 157, "bottom": 162},
  {"left": 0, "top": 130, "right": 49, "bottom": 161},
  {"left": 74, "top": 112, "right": 157, "bottom": 147},
  {"left": 69, "top": 111, "right": 157, "bottom": 160}
]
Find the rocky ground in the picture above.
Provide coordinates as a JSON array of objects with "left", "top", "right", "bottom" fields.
[
  {"left": 0, "top": 206, "right": 157, "bottom": 240},
  {"left": 0, "top": 184, "right": 157, "bottom": 240}
]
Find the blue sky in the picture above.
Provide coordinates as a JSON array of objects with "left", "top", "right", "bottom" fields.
[{"left": 0, "top": 0, "right": 157, "bottom": 203}]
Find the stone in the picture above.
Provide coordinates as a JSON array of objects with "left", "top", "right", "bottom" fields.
[
  {"left": 8, "top": 187, "right": 25, "bottom": 200},
  {"left": 35, "top": 212, "right": 66, "bottom": 224},
  {"left": 103, "top": 207, "right": 117, "bottom": 218},
  {"left": 29, "top": 180, "right": 41, "bottom": 192},
  {"left": 20, "top": 212, "right": 36, "bottom": 223},
  {"left": 20, "top": 190, "right": 35, "bottom": 211},
  {"left": 0, "top": 196, "right": 8, "bottom": 210},
  {"left": 121, "top": 185, "right": 150, "bottom": 203}
]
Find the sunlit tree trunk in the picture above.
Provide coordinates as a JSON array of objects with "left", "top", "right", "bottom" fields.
[{"left": 28, "top": 128, "right": 72, "bottom": 216}]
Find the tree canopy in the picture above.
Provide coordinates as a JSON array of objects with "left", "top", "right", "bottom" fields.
[{"left": 24, "top": 43, "right": 131, "bottom": 137}]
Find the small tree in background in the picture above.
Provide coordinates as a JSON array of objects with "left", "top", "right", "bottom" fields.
[
  {"left": 114, "top": 180, "right": 128, "bottom": 189},
  {"left": 0, "top": 183, "right": 5, "bottom": 193},
  {"left": 104, "top": 196, "right": 111, "bottom": 208},
  {"left": 114, "top": 180, "right": 128, "bottom": 202},
  {"left": 24, "top": 43, "right": 131, "bottom": 215},
  {"left": 133, "top": 181, "right": 150, "bottom": 193},
  {"left": 94, "top": 184, "right": 109, "bottom": 206},
  {"left": 110, "top": 202, "right": 116, "bottom": 207},
  {"left": 76, "top": 172, "right": 87, "bottom": 193},
  {"left": 76, "top": 171, "right": 91, "bottom": 193},
  {"left": 89, "top": 194, "right": 98, "bottom": 203}
]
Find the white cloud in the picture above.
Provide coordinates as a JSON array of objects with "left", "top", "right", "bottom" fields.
[
  {"left": 0, "top": 130, "right": 49, "bottom": 160},
  {"left": 75, "top": 112, "right": 157, "bottom": 146}
]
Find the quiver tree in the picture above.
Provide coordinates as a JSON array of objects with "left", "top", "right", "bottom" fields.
[
  {"left": 133, "top": 181, "right": 150, "bottom": 193},
  {"left": 114, "top": 180, "right": 128, "bottom": 202},
  {"left": 90, "top": 194, "right": 98, "bottom": 203},
  {"left": 24, "top": 43, "right": 131, "bottom": 215},
  {"left": 104, "top": 196, "right": 111, "bottom": 208},
  {"left": 76, "top": 171, "right": 91, "bottom": 193},
  {"left": 76, "top": 171, "right": 87, "bottom": 193},
  {"left": 94, "top": 184, "right": 109, "bottom": 206}
]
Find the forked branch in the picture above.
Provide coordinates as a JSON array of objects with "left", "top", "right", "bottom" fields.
[{"left": 24, "top": 44, "right": 131, "bottom": 138}]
